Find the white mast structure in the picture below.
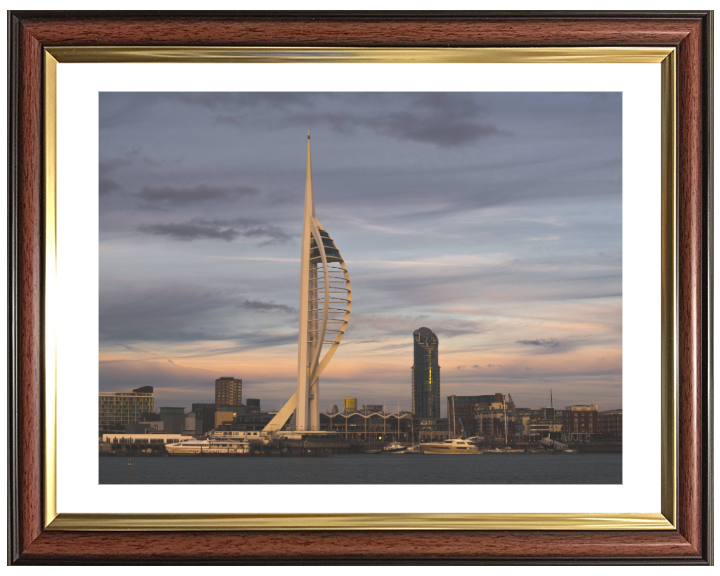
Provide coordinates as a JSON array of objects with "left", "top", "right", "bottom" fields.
[{"left": 263, "top": 132, "right": 352, "bottom": 433}]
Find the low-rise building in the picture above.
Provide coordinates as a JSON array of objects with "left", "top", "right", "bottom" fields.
[
  {"left": 475, "top": 401, "right": 516, "bottom": 440},
  {"left": 192, "top": 403, "right": 216, "bottom": 434},
  {"left": 361, "top": 404, "right": 384, "bottom": 415},
  {"left": 515, "top": 407, "right": 563, "bottom": 441},
  {"left": 417, "top": 417, "right": 450, "bottom": 442},
  {"left": 598, "top": 409, "right": 622, "bottom": 438},
  {"left": 125, "top": 421, "right": 164, "bottom": 434},
  {"left": 101, "top": 433, "right": 184, "bottom": 444},
  {"left": 528, "top": 419, "right": 563, "bottom": 440},
  {"left": 321, "top": 411, "right": 414, "bottom": 442},
  {"left": 159, "top": 407, "right": 186, "bottom": 434},
  {"left": 562, "top": 405, "right": 599, "bottom": 441},
  {"left": 218, "top": 412, "right": 274, "bottom": 431},
  {"left": 214, "top": 404, "right": 246, "bottom": 428},
  {"left": 447, "top": 394, "right": 500, "bottom": 438}
]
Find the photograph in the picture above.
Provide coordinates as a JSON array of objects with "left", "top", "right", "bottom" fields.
[
  {"left": 9, "top": 9, "right": 712, "bottom": 565},
  {"left": 98, "top": 91, "right": 623, "bottom": 484}
]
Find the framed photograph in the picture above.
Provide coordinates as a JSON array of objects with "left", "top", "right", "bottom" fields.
[{"left": 8, "top": 11, "right": 712, "bottom": 564}]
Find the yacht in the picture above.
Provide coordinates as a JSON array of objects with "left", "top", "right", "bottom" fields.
[
  {"left": 382, "top": 442, "right": 406, "bottom": 454},
  {"left": 419, "top": 438, "right": 482, "bottom": 454},
  {"left": 165, "top": 438, "right": 251, "bottom": 455}
]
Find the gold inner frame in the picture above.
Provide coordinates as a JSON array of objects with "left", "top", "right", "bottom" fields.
[{"left": 43, "top": 46, "right": 677, "bottom": 531}]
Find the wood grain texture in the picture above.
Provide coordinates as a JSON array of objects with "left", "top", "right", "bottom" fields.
[
  {"left": 19, "top": 530, "right": 701, "bottom": 563},
  {"left": 17, "top": 15, "right": 700, "bottom": 47},
  {"left": 7, "top": 11, "right": 712, "bottom": 565},
  {"left": 676, "top": 19, "right": 706, "bottom": 556},
  {"left": 14, "top": 16, "right": 44, "bottom": 555}
]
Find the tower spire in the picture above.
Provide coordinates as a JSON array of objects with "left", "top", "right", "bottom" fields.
[{"left": 306, "top": 130, "right": 315, "bottom": 217}]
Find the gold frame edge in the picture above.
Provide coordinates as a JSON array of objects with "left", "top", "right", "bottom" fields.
[
  {"left": 42, "top": 45, "right": 678, "bottom": 532},
  {"left": 46, "top": 46, "right": 674, "bottom": 64},
  {"left": 47, "top": 512, "right": 673, "bottom": 531},
  {"left": 44, "top": 51, "right": 59, "bottom": 528}
]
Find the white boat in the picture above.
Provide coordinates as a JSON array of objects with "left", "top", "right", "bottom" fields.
[
  {"left": 419, "top": 438, "right": 482, "bottom": 454},
  {"left": 382, "top": 442, "right": 406, "bottom": 453},
  {"left": 486, "top": 447, "right": 524, "bottom": 454},
  {"left": 166, "top": 438, "right": 251, "bottom": 455}
]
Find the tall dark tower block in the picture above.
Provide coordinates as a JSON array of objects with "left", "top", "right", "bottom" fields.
[
  {"left": 215, "top": 376, "right": 242, "bottom": 409},
  {"left": 412, "top": 327, "right": 440, "bottom": 418}
]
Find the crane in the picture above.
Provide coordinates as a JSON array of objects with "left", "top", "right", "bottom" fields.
[
  {"left": 507, "top": 393, "right": 516, "bottom": 410},
  {"left": 457, "top": 418, "right": 467, "bottom": 440}
]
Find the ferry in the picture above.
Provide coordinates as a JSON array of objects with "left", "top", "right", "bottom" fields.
[
  {"left": 419, "top": 438, "right": 482, "bottom": 454},
  {"left": 165, "top": 438, "right": 251, "bottom": 455}
]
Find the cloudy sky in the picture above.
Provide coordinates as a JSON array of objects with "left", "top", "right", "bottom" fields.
[{"left": 99, "top": 92, "right": 622, "bottom": 415}]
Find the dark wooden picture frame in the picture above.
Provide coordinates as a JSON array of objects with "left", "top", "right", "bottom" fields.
[{"left": 8, "top": 11, "right": 712, "bottom": 564}]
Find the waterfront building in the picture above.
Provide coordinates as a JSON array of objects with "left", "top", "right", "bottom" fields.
[
  {"left": 159, "top": 407, "right": 186, "bottom": 434},
  {"left": 218, "top": 404, "right": 246, "bottom": 413},
  {"left": 101, "top": 433, "right": 184, "bottom": 444},
  {"left": 412, "top": 327, "right": 440, "bottom": 419},
  {"left": 214, "top": 405, "right": 246, "bottom": 429},
  {"left": 100, "top": 433, "right": 185, "bottom": 454},
  {"left": 416, "top": 418, "right": 450, "bottom": 442},
  {"left": 246, "top": 399, "right": 261, "bottom": 413},
  {"left": 447, "top": 394, "right": 500, "bottom": 438},
  {"left": 125, "top": 420, "right": 164, "bottom": 434},
  {"left": 215, "top": 376, "right": 242, "bottom": 409},
  {"left": 343, "top": 398, "right": 357, "bottom": 413},
  {"left": 183, "top": 413, "right": 197, "bottom": 434},
  {"left": 216, "top": 412, "right": 275, "bottom": 432},
  {"left": 263, "top": 133, "right": 352, "bottom": 434},
  {"left": 515, "top": 406, "right": 564, "bottom": 441},
  {"left": 528, "top": 419, "right": 563, "bottom": 440},
  {"left": 562, "top": 405, "right": 599, "bottom": 441},
  {"left": 321, "top": 411, "right": 413, "bottom": 442},
  {"left": 598, "top": 409, "right": 623, "bottom": 438},
  {"left": 475, "top": 401, "right": 516, "bottom": 440},
  {"left": 192, "top": 403, "right": 216, "bottom": 434},
  {"left": 98, "top": 386, "right": 154, "bottom": 429}
]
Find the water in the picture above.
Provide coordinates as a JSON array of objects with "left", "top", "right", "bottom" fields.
[{"left": 100, "top": 453, "right": 621, "bottom": 484}]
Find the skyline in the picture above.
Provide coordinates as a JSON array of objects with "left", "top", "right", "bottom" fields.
[{"left": 99, "top": 92, "right": 622, "bottom": 415}]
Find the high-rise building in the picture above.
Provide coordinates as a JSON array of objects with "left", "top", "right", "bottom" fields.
[
  {"left": 344, "top": 398, "right": 357, "bottom": 413},
  {"left": 98, "top": 386, "right": 154, "bottom": 429},
  {"left": 215, "top": 377, "right": 242, "bottom": 409},
  {"left": 412, "top": 327, "right": 440, "bottom": 418}
]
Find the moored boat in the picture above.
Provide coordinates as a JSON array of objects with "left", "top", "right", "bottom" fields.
[
  {"left": 166, "top": 438, "right": 251, "bottom": 455},
  {"left": 419, "top": 438, "right": 482, "bottom": 454}
]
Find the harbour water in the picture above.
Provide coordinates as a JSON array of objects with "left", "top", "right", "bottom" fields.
[{"left": 100, "top": 453, "right": 621, "bottom": 484}]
